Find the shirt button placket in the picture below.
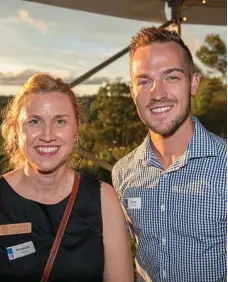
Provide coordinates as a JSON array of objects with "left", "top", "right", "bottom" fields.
[{"left": 159, "top": 172, "right": 169, "bottom": 281}]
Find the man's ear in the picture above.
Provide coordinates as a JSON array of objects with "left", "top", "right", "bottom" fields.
[
  {"left": 130, "top": 84, "right": 136, "bottom": 104},
  {"left": 191, "top": 73, "right": 200, "bottom": 97}
]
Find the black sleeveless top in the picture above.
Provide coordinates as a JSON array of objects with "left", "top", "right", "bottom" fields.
[{"left": 0, "top": 174, "right": 104, "bottom": 282}]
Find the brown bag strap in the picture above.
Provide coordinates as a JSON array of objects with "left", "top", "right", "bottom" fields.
[{"left": 40, "top": 175, "right": 80, "bottom": 282}]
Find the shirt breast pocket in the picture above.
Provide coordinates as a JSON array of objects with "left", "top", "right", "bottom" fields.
[{"left": 172, "top": 184, "right": 226, "bottom": 240}]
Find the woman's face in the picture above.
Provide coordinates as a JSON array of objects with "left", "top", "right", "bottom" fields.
[{"left": 17, "top": 92, "right": 78, "bottom": 173}]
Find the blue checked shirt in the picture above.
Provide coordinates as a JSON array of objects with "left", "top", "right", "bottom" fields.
[{"left": 112, "top": 117, "right": 227, "bottom": 282}]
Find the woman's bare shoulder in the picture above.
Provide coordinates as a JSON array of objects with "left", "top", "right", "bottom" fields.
[
  {"left": 99, "top": 181, "right": 126, "bottom": 232},
  {"left": 2, "top": 169, "right": 23, "bottom": 186},
  {"left": 100, "top": 182, "right": 121, "bottom": 210}
]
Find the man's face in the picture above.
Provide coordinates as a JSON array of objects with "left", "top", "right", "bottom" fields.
[{"left": 130, "top": 42, "right": 199, "bottom": 136}]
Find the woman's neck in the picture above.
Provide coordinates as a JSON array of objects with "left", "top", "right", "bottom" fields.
[{"left": 7, "top": 165, "right": 75, "bottom": 204}]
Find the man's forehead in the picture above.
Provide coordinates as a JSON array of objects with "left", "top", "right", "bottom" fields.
[
  {"left": 133, "top": 42, "right": 185, "bottom": 60},
  {"left": 131, "top": 43, "right": 187, "bottom": 75}
]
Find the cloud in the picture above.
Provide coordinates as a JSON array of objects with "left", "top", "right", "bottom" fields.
[
  {"left": 0, "top": 69, "right": 37, "bottom": 85},
  {"left": 18, "top": 9, "right": 48, "bottom": 31},
  {"left": 0, "top": 69, "right": 110, "bottom": 86},
  {"left": 80, "top": 77, "right": 110, "bottom": 85}
]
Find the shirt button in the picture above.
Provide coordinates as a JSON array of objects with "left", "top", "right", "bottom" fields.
[
  {"left": 161, "top": 204, "right": 165, "bottom": 212},
  {"left": 162, "top": 237, "right": 166, "bottom": 246},
  {"left": 163, "top": 173, "right": 168, "bottom": 178}
]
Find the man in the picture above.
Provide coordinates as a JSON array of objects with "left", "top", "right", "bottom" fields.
[{"left": 112, "top": 27, "right": 226, "bottom": 282}]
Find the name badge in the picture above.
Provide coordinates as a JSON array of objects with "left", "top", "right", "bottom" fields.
[
  {"left": 126, "top": 197, "right": 141, "bottom": 209},
  {"left": 7, "top": 241, "right": 35, "bottom": 260},
  {"left": 0, "top": 223, "right": 32, "bottom": 236}
]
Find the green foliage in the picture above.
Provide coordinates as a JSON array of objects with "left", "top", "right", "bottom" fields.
[
  {"left": 192, "top": 78, "right": 226, "bottom": 137},
  {"left": 0, "top": 95, "right": 13, "bottom": 124},
  {"left": 79, "top": 81, "right": 147, "bottom": 154},
  {"left": 78, "top": 81, "right": 147, "bottom": 184},
  {"left": 78, "top": 95, "right": 96, "bottom": 123},
  {"left": 192, "top": 77, "right": 226, "bottom": 116},
  {"left": 193, "top": 34, "right": 227, "bottom": 137},
  {"left": 75, "top": 156, "right": 112, "bottom": 184},
  {"left": 196, "top": 34, "right": 227, "bottom": 76}
]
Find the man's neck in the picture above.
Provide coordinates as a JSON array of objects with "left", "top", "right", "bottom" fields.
[{"left": 149, "top": 117, "right": 195, "bottom": 170}]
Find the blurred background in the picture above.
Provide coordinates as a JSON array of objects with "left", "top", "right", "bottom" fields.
[{"left": 0, "top": 0, "right": 226, "bottom": 181}]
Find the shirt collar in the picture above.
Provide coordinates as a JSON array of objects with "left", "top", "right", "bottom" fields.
[
  {"left": 134, "top": 116, "right": 218, "bottom": 166},
  {"left": 187, "top": 116, "right": 218, "bottom": 159},
  {"left": 135, "top": 134, "right": 160, "bottom": 167}
]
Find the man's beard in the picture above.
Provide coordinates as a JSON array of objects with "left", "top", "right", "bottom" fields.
[{"left": 140, "top": 94, "right": 191, "bottom": 137}]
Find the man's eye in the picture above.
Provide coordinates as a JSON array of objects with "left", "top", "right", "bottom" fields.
[
  {"left": 167, "top": 76, "right": 179, "bottom": 81},
  {"left": 138, "top": 80, "right": 149, "bottom": 85},
  {"left": 137, "top": 80, "right": 153, "bottom": 89}
]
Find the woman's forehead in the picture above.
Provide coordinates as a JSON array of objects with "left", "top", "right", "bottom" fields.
[{"left": 20, "top": 92, "right": 74, "bottom": 116}]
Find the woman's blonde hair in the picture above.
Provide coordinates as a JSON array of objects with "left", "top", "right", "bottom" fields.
[{"left": 1, "top": 72, "right": 80, "bottom": 169}]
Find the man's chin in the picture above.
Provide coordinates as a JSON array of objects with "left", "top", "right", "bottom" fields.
[{"left": 148, "top": 122, "right": 180, "bottom": 137}]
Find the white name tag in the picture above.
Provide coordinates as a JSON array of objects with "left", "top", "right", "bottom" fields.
[
  {"left": 7, "top": 241, "right": 35, "bottom": 260},
  {"left": 126, "top": 197, "right": 141, "bottom": 209}
]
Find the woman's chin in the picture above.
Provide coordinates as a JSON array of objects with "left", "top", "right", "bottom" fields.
[
  {"left": 29, "top": 161, "right": 66, "bottom": 175},
  {"left": 37, "top": 167, "right": 58, "bottom": 175}
]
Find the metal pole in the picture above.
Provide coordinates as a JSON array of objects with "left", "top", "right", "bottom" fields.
[
  {"left": 69, "top": 19, "right": 177, "bottom": 88},
  {"left": 69, "top": 47, "right": 129, "bottom": 88},
  {"left": 168, "top": 0, "right": 184, "bottom": 36}
]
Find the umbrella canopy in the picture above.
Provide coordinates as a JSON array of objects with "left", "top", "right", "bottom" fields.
[{"left": 24, "top": 0, "right": 226, "bottom": 26}]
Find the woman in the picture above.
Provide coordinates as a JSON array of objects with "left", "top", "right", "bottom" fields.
[{"left": 0, "top": 73, "right": 134, "bottom": 282}]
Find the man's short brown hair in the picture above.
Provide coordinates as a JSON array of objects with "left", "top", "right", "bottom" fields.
[{"left": 129, "top": 26, "right": 194, "bottom": 73}]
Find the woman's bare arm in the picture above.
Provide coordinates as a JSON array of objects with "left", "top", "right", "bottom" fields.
[{"left": 101, "top": 182, "right": 134, "bottom": 282}]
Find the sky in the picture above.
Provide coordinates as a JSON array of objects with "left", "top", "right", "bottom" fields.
[{"left": 0, "top": 0, "right": 227, "bottom": 96}]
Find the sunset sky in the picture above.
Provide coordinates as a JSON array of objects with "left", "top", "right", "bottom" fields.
[{"left": 0, "top": 0, "right": 226, "bottom": 96}]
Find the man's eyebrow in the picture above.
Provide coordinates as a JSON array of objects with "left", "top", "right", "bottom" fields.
[
  {"left": 163, "top": 68, "right": 185, "bottom": 74},
  {"left": 133, "top": 74, "right": 151, "bottom": 81}
]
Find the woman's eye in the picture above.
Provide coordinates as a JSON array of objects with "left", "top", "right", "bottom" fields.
[
  {"left": 28, "top": 119, "right": 40, "bottom": 125},
  {"left": 56, "top": 119, "right": 66, "bottom": 125}
]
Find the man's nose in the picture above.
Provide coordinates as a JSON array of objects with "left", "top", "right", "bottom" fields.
[{"left": 149, "top": 80, "right": 167, "bottom": 101}]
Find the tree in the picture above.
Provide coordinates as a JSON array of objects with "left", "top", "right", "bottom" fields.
[
  {"left": 77, "top": 81, "right": 147, "bottom": 181},
  {"left": 196, "top": 34, "right": 227, "bottom": 77},
  {"left": 191, "top": 77, "right": 226, "bottom": 115},
  {"left": 80, "top": 82, "right": 147, "bottom": 154},
  {"left": 191, "top": 77, "right": 226, "bottom": 137},
  {"left": 193, "top": 34, "right": 227, "bottom": 137}
]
